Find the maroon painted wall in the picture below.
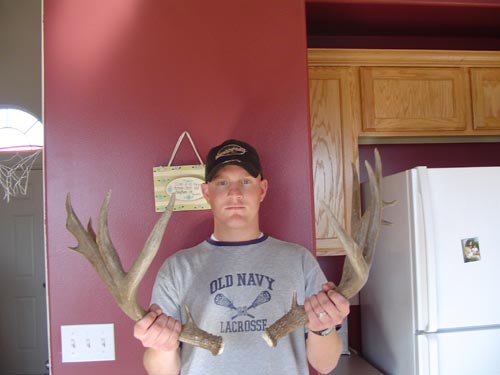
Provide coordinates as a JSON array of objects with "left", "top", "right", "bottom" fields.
[
  {"left": 306, "top": 1, "right": 500, "bottom": 50},
  {"left": 359, "top": 143, "right": 500, "bottom": 182},
  {"left": 44, "top": 1, "right": 314, "bottom": 373}
]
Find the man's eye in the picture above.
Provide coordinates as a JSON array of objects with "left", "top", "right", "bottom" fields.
[
  {"left": 216, "top": 180, "right": 228, "bottom": 186},
  {"left": 242, "top": 179, "right": 252, "bottom": 185}
]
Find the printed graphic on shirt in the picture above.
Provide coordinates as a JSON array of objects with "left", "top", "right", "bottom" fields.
[
  {"left": 214, "top": 291, "right": 271, "bottom": 319},
  {"left": 210, "top": 272, "right": 275, "bottom": 334}
]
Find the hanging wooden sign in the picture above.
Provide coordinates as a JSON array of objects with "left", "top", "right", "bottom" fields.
[{"left": 153, "top": 131, "right": 210, "bottom": 212}]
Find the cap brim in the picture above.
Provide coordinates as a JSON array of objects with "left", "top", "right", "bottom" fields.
[{"left": 206, "top": 160, "right": 260, "bottom": 182}]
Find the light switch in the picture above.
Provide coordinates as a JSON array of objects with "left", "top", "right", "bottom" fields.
[{"left": 61, "top": 323, "right": 115, "bottom": 362}]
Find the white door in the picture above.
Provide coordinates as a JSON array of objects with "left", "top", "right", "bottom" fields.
[{"left": 0, "top": 169, "right": 48, "bottom": 374}]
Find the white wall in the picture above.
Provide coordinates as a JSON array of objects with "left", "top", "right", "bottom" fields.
[{"left": 0, "top": 0, "right": 42, "bottom": 120}]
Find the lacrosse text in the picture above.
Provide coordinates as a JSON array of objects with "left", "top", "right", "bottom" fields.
[{"left": 219, "top": 318, "right": 268, "bottom": 333}]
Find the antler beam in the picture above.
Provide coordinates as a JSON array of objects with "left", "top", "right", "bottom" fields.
[
  {"left": 65, "top": 192, "right": 224, "bottom": 356},
  {"left": 263, "top": 150, "right": 389, "bottom": 347}
]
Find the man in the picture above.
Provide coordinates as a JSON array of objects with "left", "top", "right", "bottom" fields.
[{"left": 134, "top": 139, "right": 349, "bottom": 374}]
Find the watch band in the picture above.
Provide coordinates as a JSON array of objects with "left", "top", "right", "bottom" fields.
[{"left": 310, "top": 324, "right": 342, "bottom": 336}]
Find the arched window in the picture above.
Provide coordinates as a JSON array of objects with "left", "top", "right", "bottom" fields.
[
  {"left": 0, "top": 107, "right": 43, "bottom": 152},
  {"left": 0, "top": 107, "right": 43, "bottom": 201}
]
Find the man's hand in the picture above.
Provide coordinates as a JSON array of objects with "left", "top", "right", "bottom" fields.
[
  {"left": 304, "top": 282, "right": 350, "bottom": 332},
  {"left": 134, "top": 304, "right": 182, "bottom": 352}
]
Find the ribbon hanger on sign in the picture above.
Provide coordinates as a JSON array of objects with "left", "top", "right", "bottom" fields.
[{"left": 153, "top": 131, "right": 210, "bottom": 212}]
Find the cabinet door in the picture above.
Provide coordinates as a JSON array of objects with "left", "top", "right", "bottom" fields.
[
  {"left": 309, "top": 67, "right": 360, "bottom": 256},
  {"left": 360, "top": 67, "right": 471, "bottom": 134},
  {"left": 471, "top": 68, "right": 500, "bottom": 130}
]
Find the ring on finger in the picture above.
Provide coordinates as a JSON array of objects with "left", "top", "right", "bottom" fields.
[{"left": 316, "top": 311, "right": 328, "bottom": 319}]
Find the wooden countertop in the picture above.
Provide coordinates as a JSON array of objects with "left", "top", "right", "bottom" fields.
[{"left": 328, "top": 352, "right": 384, "bottom": 375}]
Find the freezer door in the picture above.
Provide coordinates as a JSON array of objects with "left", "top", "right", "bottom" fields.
[
  {"left": 417, "top": 167, "right": 500, "bottom": 330},
  {"left": 417, "top": 327, "right": 500, "bottom": 375}
]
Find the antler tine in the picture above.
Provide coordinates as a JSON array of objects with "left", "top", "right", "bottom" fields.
[
  {"left": 330, "top": 201, "right": 369, "bottom": 300},
  {"left": 374, "top": 148, "right": 382, "bottom": 185},
  {"left": 262, "top": 292, "right": 308, "bottom": 348},
  {"left": 336, "top": 157, "right": 383, "bottom": 298},
  {"left": 66, "top": 192, "right": 224, "bottom": 355},
  {"left": 262, "top": 150, "right": 389, "bottom": 347},
  {"left": 66, "top": 194, "right": 118, "bottom": 295},
  {"left": 97, "top": 191, "right": 126, "bottom": 282},
  {"left": 360, "top": 161, "right": 382, "bottom": 267},
  {"left": 350, "top": 163, "right": 362, "bottom": 239},
  {"left": 182, "top": 306, "right": 225, "bottom": 356},
  {"left": 124, "top": 195, "right": 176, "bottom": 320}
]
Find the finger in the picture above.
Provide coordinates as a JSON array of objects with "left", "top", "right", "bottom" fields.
[
  {"left": 322, "top": 281, "right": 336, "bottom": 292},
  {"left": 313, "top": 290, "right": 349, "bottom": 327},
  {"left": 142, "top": 313, "right": 170, "bottom": 348},
  {"left": 162, "top": 317, "right": 183, "bottom": 351},
  {"left": 312, "top": 291, "right": 346, "bottom": 325},
  {"left": 149, "top": 303, "right": 163, "bottom": 315},
  {"left": 134, "top": 310, "right": 159, "bottom": 339},
  {"left": 305, "top": 295, "right": 335, "bottom": 329},
  {"left": 315, "top": 291, "right": 337, "bottom": 313},
  {"left": 162, "top": 317, "right": 182, "bottom": 350},
  {"left": 304, "top": 297, "right": 323, "bottom": 327},
  {"left": 327, "top": 290, "right": 350, "bottom": 316}
]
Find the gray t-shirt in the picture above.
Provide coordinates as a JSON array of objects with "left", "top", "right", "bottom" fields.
[{"left": 151, "top": 235, "right": 327, "bottom": 375}]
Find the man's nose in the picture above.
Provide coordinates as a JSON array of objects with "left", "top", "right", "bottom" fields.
[{"left": 228, "top": 182, "right": 243, "bottom": 196}]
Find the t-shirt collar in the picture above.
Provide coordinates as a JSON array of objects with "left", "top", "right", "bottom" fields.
[{"left": 207, "top": 233, "right": 268, "bottom": 247}]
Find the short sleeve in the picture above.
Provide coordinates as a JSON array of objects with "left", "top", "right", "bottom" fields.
[
  {"left": 303, "top": 249, "right": 328, "bottom": 298},
  {"left": 150, "top": 258, "right": 182, "bottom": 321}
]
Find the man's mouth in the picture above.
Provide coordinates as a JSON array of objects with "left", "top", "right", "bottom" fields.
[{"left": 226, "top": 205, "right": 245, "bottom": 210}]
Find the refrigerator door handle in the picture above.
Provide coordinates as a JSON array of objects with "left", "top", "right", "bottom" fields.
[
  {"left": 416, "top": 167, "right": 439, "bottom": 333},
  {"left": 419, "top": 333, "right": 440, "bottom": 375}
]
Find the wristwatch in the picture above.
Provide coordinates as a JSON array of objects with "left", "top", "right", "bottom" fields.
[
  {"left": 310, "top": 324, "right": 342, "bottom": 336},
  {"left": 311, "top": 324, "right": 342, "bottom": 336}
]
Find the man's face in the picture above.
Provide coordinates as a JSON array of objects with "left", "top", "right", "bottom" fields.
[{"left": 202, "top": 164, "right": 268, "bottom": 233}]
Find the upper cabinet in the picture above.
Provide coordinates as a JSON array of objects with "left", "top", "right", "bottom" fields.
[
  {"left": 309, "top": 49, "right": 500, "bottom": 138},
  {"left": 471, "top": 68, "right": 500, "bottom": 131},
  {"left": 308, "top": 49, "right": 500, "bottom": 256},
  {"left": 361, "top": 67, "right": 471, "bottom": 135},
  {"left": 309, "top": 67, "right": 360, "bottom": 256}
]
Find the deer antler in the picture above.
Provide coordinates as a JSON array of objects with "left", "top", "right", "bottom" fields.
[
  {"left": 263, "top": 150, "right": 391, "bottom": 347},
  {"left": 65, "top": 192, "right": 224, "bottom": 356}
]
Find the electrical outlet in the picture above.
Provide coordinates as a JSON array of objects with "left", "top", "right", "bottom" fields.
[{"left": 61, "top": 323, "right": 115, "bottom": 362}]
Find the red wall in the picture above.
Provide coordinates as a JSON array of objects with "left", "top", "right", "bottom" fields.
[
  {"left": 43, "top": 1, "right": 314, "bottom": 373},
  {"left": 359, "top": 143, "right": 500, "bottom": 182}
]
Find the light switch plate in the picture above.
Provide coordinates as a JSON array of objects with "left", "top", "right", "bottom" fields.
[{"left": 61, "top": 323, "right": 115, "bottom": 362}]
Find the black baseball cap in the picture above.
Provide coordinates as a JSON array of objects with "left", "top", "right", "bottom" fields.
[{"left": 205, "top": 139, "right": 263, "bottom": 182}]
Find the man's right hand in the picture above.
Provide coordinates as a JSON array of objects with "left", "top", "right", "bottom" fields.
[{"left": 134, "top": 304, "right": 182, "bottom": 352}]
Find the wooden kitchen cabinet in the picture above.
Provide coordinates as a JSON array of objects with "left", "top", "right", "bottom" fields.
[
  {"left": 471, "top": 68, "right": 500, "bottom": 131},
  {"left": 308, "top": 67, "right": 360, "bottom": 256},
  {"left": 360, "top": 66, "right": 471, "bottom": 135},
  {"left": 308, "top": 49, "right": 500, "bottom": 256}
]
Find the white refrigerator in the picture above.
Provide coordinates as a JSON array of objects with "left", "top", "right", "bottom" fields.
[{"left": 360, "top": 166, "right": 500, "bottom": 375}]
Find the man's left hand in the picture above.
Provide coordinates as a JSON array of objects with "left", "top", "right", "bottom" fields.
[{"left": 304, "top": 281, "right": 350, "bottom": 332}]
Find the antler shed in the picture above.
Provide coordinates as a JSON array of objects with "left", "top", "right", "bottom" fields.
[
  {"left": 65, "top": 192, "right": 224, "bottom": 356},
  {"left": 263, "top": 150, "right": 392, "bottom": 347}
]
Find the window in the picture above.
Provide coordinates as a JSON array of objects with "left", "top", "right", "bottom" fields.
[{"left": 0, "top": 107, "right": 43, "bottom": 152}]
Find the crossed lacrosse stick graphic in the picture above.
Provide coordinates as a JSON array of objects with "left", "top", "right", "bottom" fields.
[{"left": 214, "top": 291, "right": 271, "bottom": 320}]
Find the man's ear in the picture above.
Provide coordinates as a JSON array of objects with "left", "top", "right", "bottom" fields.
[
  {"left": 259, "top": 178, "right": 268, "bottom": 202},
  {"left": 201, "top": 182, "right": 210, "bottom": 201}
]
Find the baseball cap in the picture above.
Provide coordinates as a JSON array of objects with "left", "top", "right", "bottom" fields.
[{"left": 205, "top": 139, "right": 263, "bottom": 182}]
